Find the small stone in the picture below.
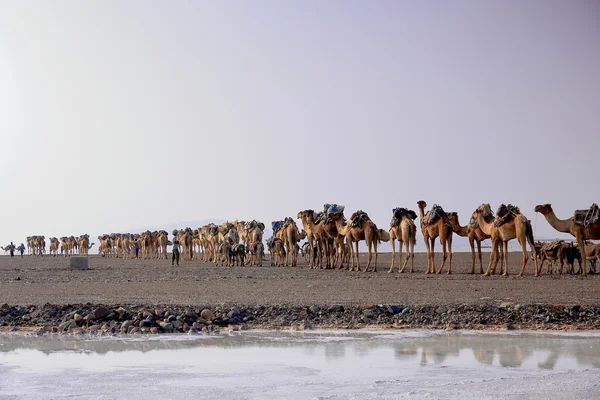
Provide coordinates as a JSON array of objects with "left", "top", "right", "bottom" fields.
[
  {"left": 299, "top": 309, "right": 308, "bottom": 317},
  {"left": 329, "top": 305, "right": 343, "bottom": 313},
  {"left": 200, "top": 309, "right": 214, "bottom": 321},
  {"left": 185, "top": 310, "right": 198, "bottom": 319},
  {"left": 172, "top": 320, "right": 184, "bottom": 330},
  {"left": 309, "top": 306, "right": 320, "bottom": 315},
  {"left": 150, "top": 327, "right": 159, "bottom": 334},
  {"left": 514, "top": 304, "right": 523, "bottom": 311},
  {"left": 121, "top": 321, "right": 132, "bottom": 332},
  {"left": 154, "top": 309, "right": 165, "bottom": 317},
  {"left": 159, "top": 322, "right": 174, "bottom": 332},
  {"left": 74, "top": 313, "right": 83, "bottom": 322},
  {"left": 506, "top": 324, "right": 516, "bottom": 330},
  {"left": 499, "top": 302, "right": 513, "bottom": 309},
  {"left": 58, "top": 320, "right": 77, "bottom": 331},
  {"left": 401, "top": 307, "right": 411, "bottom": 315},
  {"left": 388, "top": 306, "right": 402, "bottom": 314},
  {"left": 130, "top": 327, "right": 140, "bottom": 334},
  {"left": 139, "top": 319, "right": 152, "bottom": 328},
  {"left": 362, "top": 309, "right": 374, "bottom": 318},
  {"left": 435, "top": 306, "right": 447, "bottom": 314}
]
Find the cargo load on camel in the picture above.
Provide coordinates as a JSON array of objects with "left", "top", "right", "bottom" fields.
[
  {"left": 323, "top": 204, "right": 345, "bottom": 223},
  {"left": 390, "top": 207, "right": 418, "bottom": 228},
  {"left": 494, "top": 204, "right": 520, "bottom": 227},
  {"left": 421, "top": 204, "right": 448, "bottom": 226},
  {"left": 542, "top": 239, "right": 564, "bottom": 252},
  {"left": 574, "top": 203, "right": 599, "bottom": 228},
  {"left": 350, "top": 210, "right": 370, "bottom": 227}
]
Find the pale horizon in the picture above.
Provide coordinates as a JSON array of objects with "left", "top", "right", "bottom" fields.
[{"left": 1, "top": 1, "right": 599, "bottom": 250}]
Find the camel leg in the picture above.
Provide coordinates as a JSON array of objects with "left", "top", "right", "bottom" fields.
[
  {"left": 430, "top": 239, "right": 437, "bottom": 274},
  {"left": 423, "top": 236, "right": 431, "bottom": 274},
  {"left": 522, "top": 226, "right": 539, "bottom": 277},
  {"left": 389, "top": 238, "right": 396, "bottom": 273},
  {"left": 476, "top": 240, "right": 483, "bottom": 274},
  {"left": 502, "top": 241, "right": 510, "bottom": 276},
  {"left": 364, "top": 240, "right": 372, "bottom": 273},
  {"left": 437, "top": 237, "right": 447, "bottom": 274},
  {"left": 398, "top": 240, "right": 406, "bottom": 273},
  {"left": 409, "top": 238, "right": 415, "bottom": 273},
  {"left": 354, "top": 240, "right": 360, "bottom": 272},
  {"left": 447, "top": 233, "right": 453, "bottom": 275},
  {"left": 373, "top": 238, "right": 378, "bottom": 272},
  {"left": 469, "top": 238, "right": 476, "bottom": 274},
  {"left": 483, "top": 239, "right": 499, "bottom": 276}
]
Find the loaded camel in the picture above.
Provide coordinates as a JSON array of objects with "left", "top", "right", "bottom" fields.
[
  {"left": 473, "top": 204, "right": 539, "bottom": 277},
  {"left": 417, "top": 201, "right": 453, "bottom": 274},
  {"left": 327, "top": 210, "right": 379, "bottom": 272},
  {"left": 387, "top": 208, "right": 417, "bottom": 273},
  {"left": 447, "top": 210, "right": 498, "bottom": 274},
  {"left": 534, "top": 203, "right": 600, "bottom": 276}
]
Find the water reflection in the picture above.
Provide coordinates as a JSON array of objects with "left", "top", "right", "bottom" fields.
[{"left": 0, "top": 331, "right": 599, "bottom": 371}]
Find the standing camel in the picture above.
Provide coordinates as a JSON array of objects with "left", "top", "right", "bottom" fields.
[
  {"left": 474, "top": 204, "right": 539, "bottom": 277},
  {"left": 447, "top": 211, "right": 499, "bottom": 274},
  {"left": 417, "top": 201, "right": 453, "bottom": 274},
  {"left": 534, "top": 203, "right": 600, "bottom": 276},
  {"left": 387, "top": 208, "right": 417, "bottom": 273},
  {"left": 327, "top": 210, "right": 379, "bottom": 272}
]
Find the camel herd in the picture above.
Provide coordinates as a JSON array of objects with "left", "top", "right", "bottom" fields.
[{"left": 10, "top": 201, "right": 600, "bottom": 277}]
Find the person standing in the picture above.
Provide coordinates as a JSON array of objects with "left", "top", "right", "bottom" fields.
[
  {"left": 18, "top": 243, "right": 25, "bottom": 257},
  {"left": 9, "top": 242, "right": 15, "bottom": 258},
  {"left": 172, "top": 235, "right": 180, "bottom": 266}
]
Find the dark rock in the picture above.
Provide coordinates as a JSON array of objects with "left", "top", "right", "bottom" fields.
[
  {"left": 91, "top": 306, "right": 111, "bottom": 321},
  {"left": 388, "top": 306, "right": 402, "bottom": 314},
  {"left": 309, "top": 306, "right": 320, "bottom": 315},
  {"left": 139, "top": 319, "right": 152, "bottom": 328},
  {"left": 120, "top": 321, "right": 132, "bottom": 332},
  {"left": 329, "top": 305, "right": 344, "bottom": 313}
]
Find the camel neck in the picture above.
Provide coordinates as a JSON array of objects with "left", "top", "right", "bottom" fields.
[
  {"left": 544, "top": 210, "right": 572, "bottom": 233},
  {"left": 476, "top": 213, "right": 494, "bottom": 236}
]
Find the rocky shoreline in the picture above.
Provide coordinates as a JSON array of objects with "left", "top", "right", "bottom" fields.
[{"left": 1, "top": 302, "right": 600, "bottom": 335}]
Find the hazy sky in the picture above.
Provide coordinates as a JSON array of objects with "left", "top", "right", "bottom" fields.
[{"left": 1, "top": 1, "right": 599, "bottom": 248}]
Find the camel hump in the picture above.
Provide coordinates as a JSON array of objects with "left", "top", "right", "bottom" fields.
[{"left": 574, "top": 203, "right": 599, "bottom": 227}]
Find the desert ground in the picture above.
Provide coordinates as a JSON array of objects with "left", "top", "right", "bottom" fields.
[{"left": 1, "top": 252, "right": 598, "bottom": 307}]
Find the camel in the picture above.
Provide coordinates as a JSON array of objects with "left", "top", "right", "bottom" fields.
[
  {"left": 274, "top": 218, "right": 301, "bottom": 267},
  {"left": 534, "top": 203, "right": 600, "bottom": 276},
  {"left": 216, "top": 241, "right": 232, "bottom": 266},
  {"left": 535, "top": 240, "right": 566, "bottom": 275},
  {"left": 417, "top": 201, "right": 453, "bottom": 274},
  {"left": 1, "top": 245, "right": 15, "bottom": 254},
  {"left": 49, "top": 237, "right": 60, "bottom": 256},
  {"left": 474, "top": 204, "right": 539, "bottom": 277},
  {"left": 297, "top": 210, "right": 328, "bottom": 269},
  {"left": 77, "top": 235, "right": 92, "bottom": 256},
  {"left": 327, "top": 210, "right": 379, "bottom": 272},
  {"left": 268, "top": 237, "right": 286, "bottom": 266},
  {"left": 447, "top": 210, "right": 497, "bottom": 274},
  {"left": 248, "top": 241, "right": 264, "bottom": 266},
  {"left": 297, "top": 209, "right": 342, "bottom": 269},
  {"left": 156, "top": 230, "right": 168, "bottom": 260},
  {"left": 231, "top": 244, "right": 246, "bottom": 266},
  {"left": 387, "top": 208, "right": 417, "bottom": 273}
]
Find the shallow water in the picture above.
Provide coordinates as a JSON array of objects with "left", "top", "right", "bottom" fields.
[{"left": 1, "top": 330, "right": 599, "bottom": 399}]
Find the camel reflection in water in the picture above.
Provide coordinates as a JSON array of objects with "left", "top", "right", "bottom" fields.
[{"left": 1, "top": 332, "right": 599, "bottom": 370}]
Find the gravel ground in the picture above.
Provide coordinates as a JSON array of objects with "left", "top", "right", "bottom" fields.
[{"left": 1, "top": 252, "right": 598, "bottom": 307}]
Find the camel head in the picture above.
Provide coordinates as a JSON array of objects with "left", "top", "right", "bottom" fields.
[
  {"left": 534, "top": 204, "right": 553, "bottom": 216},
  {"left": 475, "top": 204, "right": 494, "bottom": 219},
  {"left": 417, "top": 200, "right": 427, "bottom": 210},
  {"left": 297, "top": 210, "right": 314, "bottom": 221},
  {"left": 447, "top": 211, "right": 459, "bottom": 226}
]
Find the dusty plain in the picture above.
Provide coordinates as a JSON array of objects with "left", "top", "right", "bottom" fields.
[{"left": 1, "top": 252, "right": 598, "bottom": 306}]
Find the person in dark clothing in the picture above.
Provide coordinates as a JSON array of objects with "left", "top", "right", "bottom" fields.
[
  {"left": 9, "top": 242, "right": 15, "bottom": 258},
  {"left": 172, "top": 236, "right": 180, "bottom": 266}
]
